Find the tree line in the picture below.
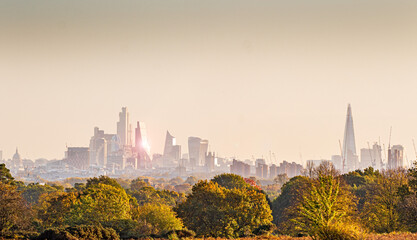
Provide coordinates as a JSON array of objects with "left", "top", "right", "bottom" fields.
[{"left": 0, "top": 162, "right": 417, "bottom": 239}]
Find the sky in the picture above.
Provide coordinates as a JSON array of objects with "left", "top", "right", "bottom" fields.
[{"left": 1, "top": 0, "right": 417, "bottom": 166}]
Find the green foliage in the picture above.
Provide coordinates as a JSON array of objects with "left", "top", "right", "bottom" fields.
[
  {"left": 0, "top": 164, "right": 14, "bottom": 185},
  {"left": 271, "top": 176, "right": 311, "bottom": 235},
  {"left": 0, "top": 182, "right": 32, "bottom": 236},
  {"left": 361, "top": 169, "right": 408, "bottom": 233},
  {"left": 86, "top": 175, "right": 123, "bottom": 189},
  {"left": 294, "top": 173, "right": 359, "bottom": 239},
  {"left": 136, "top": 203, "right": 183, "bottom": 235},
  {"left": 212, "top": 173, "right": 252, "bottom": 190},
  {"left": 131, "top": 186, "right": 184, "bottom": 207},
  {"left": 21, "top": 183, "right": 63, "bottom": 205},
  {"left": 35, "top": 225, "right": 119, "bottom": 240},
  {"left": 176, "top": 180, "right": 273, "bottom": 238},
  {"left": 130, "top": 178, "right": 149, "bottom": 191},
  {"left": 71, "top": 183, "right": 132, "bottom": 224}
]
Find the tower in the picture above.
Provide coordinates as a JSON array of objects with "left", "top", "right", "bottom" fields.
[
  {"left": 135, "top": 121, "right": 151, "bottom": 168},
  {"left": 117, "top": 107, "right": 132, "bottom": 148},
  {"left": 342, "top": 104, "right": 358, "bottom": 172}
]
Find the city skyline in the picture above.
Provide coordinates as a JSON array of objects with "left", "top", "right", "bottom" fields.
[
  {"left": 1, "top": 0, "right": 417, "bottom": 164},
  {"left": 0, "top": 105, "right": 415, "bottom": 168}
]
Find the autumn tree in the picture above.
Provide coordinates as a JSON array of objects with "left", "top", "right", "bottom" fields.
[
  {"left": 0, "top": 182, "right": 31, "bottom": 236},
  {"left": 271, "top": 176, "right": 311, "bottom": 235},
  {"left": 361, "top": 169, "right": 408, "bottom": 233},
  {"left": 176, "top": 178, "right": 272, "bottom": 238},
  {"left": 136, "top": 203, "right": 183, "bottom": 235}
]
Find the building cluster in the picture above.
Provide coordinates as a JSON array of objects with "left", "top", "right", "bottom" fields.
[
  {"left": 0, "top": 105, "right": 411, "bottom": 183},
  {"left": 307, "top": 104, "right": 406, "bottom": 173},
  {"left": 230, "top": 158, "right": 303, "bottom": 179}
]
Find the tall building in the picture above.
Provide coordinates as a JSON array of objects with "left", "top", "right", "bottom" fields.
[
  {"left": 388, "top": 145, "right": 404, "bottom": 169},
  {"left": 89, "top": 127, "right": 115, "bottom": 167},
  {"left": 331, "top": 155, "right": 342, "bottom": 170},
  {"left": 163, "top": 131, "right": 181, "bottom": 166},
  {"left": 117, "top": 107, "right": 132, "bottom": 148},
  {"left": 66, "top": 147, "right": 89, "bottom": 170},
  {"left": 342, "top": 104, "right": 359, "bottom": 172},
  {"left": 230, "top": 159, "right": 251, "bottom": 177},
  {"left": 205, "top": 152, "right": 215, "bottom": 172},
  {"left": 135, "top": 121, "right": 151, "bottom": 168},
  {"left": 360, "top": 143, "right": 382, "bottom": 170},
  {"left": 188, "top": 137, "right": 209, "bottom": 167}
]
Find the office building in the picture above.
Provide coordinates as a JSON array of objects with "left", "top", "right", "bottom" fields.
[
  {"left": 163, "top": 131, "right": 181, "bottom": 166},
  {"left": 66, "top": 147, "right": 89, "bottom": 170},
  {"left": 360, "top": 143, "right": 382, "bottom": 170},
  {"left": 205, "top": 152, "right": 215, "bottom": 172},
  {"left": 230, "top": 159, "right": 251, "bottom": 177},
  {"left": 188, "top": 137, "right": 209, "bottom": 167},
  {"left": 342, "top": 104, "right": 359, "bottom": 172},
  {"left": 135, "top": 121, "right": 151, "bottom": 168},
  {"left": 388, "top": 145, "right": 404, "bottom": 169},
  {"left": 117, "top": 107, "right": 132, "bottom": 148}
]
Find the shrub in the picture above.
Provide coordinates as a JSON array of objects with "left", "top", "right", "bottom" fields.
[{"left": 35, "top": 225, "right": 119, "bottom": 240}]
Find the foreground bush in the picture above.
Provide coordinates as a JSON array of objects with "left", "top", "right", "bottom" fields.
[{"left": 35, "top": 225, "right": 119, "bottom": 240}]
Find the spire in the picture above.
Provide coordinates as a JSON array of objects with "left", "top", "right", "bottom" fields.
[{"left": 342, "top": 104, "right": 357, "bottom": 172}]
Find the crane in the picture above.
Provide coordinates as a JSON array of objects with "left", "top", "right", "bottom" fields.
[
  {"left": 367, "top": 142, "right": 375, "bottom": 168},
  {"left": 339, "top": 139, "right": 345, "bottom": 173}
]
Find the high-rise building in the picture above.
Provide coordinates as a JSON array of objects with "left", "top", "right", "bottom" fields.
[
  {"left": 188, "top": 137, "right": 209, "bottom": 167},
  {"left": 0, "top": 150, "right": 3, "bottom": 163},
  {"left": 66, "top": 147, "right": 89, "bottom": 170},
  {"left": 331, "top": 155, "right": 342, "bottom": 170},
  {"left": 163, "top": 131, "right": 181, "bottom": 166},
  {"left": 135, "top": 121, "right": 151, "bottom": 168},
  {"left": 205, "top": 152, "right": 215, "bottom": 172},
  {"left": 342, "top": 104, "right": 359, "bottom": 172},
  {"left": 199, "top": 140, "right": 209, "bottom": 166},
  {"left": 256, "top": 163, "right": 268, "bottom": 179},
  {"left": 230, "top": 159, "right": 251, "bottom": 177},
  {"left": 117, "top": 107, "right": 132, "bottom": 148},
  {"left": 388, "top": 145, "right": 404, "bottom": 169},
  {"left": 89, "top": 127, "right": 115, "bottom": 167},
  {"left": 360, "top": 143, "right": 382, "bottom": 170},
  {"left": 270, "top": 164, "right": 278, "bottom": 179}
]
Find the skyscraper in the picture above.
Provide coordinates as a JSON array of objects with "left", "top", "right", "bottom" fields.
[
  {"left": 188, "top": 137, "right": 209, "bottom": 167},
  {"left": 342, "top": 104, "right": 359, "bottom": 172},
  {"left": 117, "top": 107, "right": 132, "bottom": 148},
  {"left": 135, "top": 121, "right": 151, "bottom": 168},
  {"left": 163, "top": 131, "right": 181, "bottom": 166},
  {"left": 388, "top": 145, "right": 404, "bottom": 169}
]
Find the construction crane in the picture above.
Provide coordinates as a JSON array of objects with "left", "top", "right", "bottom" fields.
[
  {"left": 367, "top": 142, "right": 375, "bottom": 168},
  {"left": 339, "top": 139, "right": 345, "bottom": 173}
]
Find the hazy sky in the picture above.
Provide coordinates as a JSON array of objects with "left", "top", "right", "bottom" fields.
[{"left": 1, "top": 0, "right": 417, "bottom": 166}]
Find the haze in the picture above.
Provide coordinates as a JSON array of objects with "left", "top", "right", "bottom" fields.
[{"left": 1, "top": 0, "right": 417, "bottom": 164}]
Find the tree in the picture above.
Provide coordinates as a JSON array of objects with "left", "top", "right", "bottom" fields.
[
  {"left": 36, "top": 191, "right": 79, "bottom": 229},
  {"left": 176, "top": 180, "right": 272, "bottom": 238},
  {"left": 0, "top": 164, "right": 14, "bottom": 185},
  {"left": 271, "top": 176, "right": 311, "bottom": 235},
  {"left": 212, "top": 173, "right": 252, "bottom": 190},
  {"left": 130, "top": 178, "right": 149, "bottom": 191},
  {"left": 136, "top": 203, "right": 183, "bottom": 235},
  {"left": 361, "top": 169, "right": 408, "bottom": 233},
  {"left": 72, "top": 183, "right": 132, "bottom": 224},
  {"left": 0, "top": 182, "right": 31, "bottom": 235},
  {"left": 86, "top": 176, "right": 123, "bottom": 189},
  {"left": 294, "top": 173, "right": 359, "bottom": 239},
  {"left": 22, "top": 183, "right": 63, "bottom": 205}
]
